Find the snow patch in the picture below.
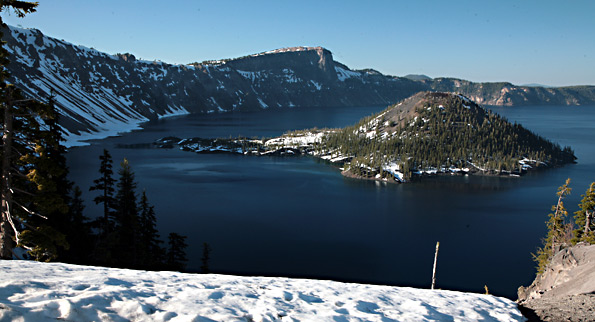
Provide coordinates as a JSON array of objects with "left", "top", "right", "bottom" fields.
[
  {"left": 0, "top": 260, "right": 525, "bottom": 322},
  {"left": 335, "top": 66, "right": 361, "bottom": 81}
]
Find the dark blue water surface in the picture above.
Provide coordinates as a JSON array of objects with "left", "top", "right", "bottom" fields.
[{"left": 67, "top": 104, "right": 595, "bottom": 299}]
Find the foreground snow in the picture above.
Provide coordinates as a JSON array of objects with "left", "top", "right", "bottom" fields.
[{"left": 0, "top": 260, "right": 524, "bottom": 322}]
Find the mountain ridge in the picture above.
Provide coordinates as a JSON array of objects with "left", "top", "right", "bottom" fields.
[{"left": 3, "top": 25, "right": 595, "bottom": 146}]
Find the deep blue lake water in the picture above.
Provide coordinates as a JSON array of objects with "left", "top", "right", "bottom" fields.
[{"left": 67, "top": 104, "right": 595, "bottom": 299}]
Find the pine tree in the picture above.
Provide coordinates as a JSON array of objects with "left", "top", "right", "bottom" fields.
[
  {"left": 201, "top": 242, "right": 212, "bottom": 273},
  {"left": 1, "top": 1, "right": 73, "bottom": 260},
  {"left": 20, "top": 96, "right": 74, "bottom": 261},
  {"left": 167, "top": 232, "right": 188, "bottom": 271},
  {"left": 572, "top": 182, "right": 595, "bottom": 244},
  {"left": 138, "top": 190, "right": 164, "bottom": 269},
  {"left": 89, "top": 149, "right": 116, "bottom": 236},
  {"left": 114, "top": 158, "right": 140, "bottom": 267},
  {"left": 533, "top": 178, "right": 572, "bottom": 274},
  {"left": 60, "top": 186, "right": 94, "bottom": 264}
]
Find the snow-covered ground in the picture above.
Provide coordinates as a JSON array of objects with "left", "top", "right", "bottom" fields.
[{"left": 0, "top": 260, "right": 524, "bottom": 321}]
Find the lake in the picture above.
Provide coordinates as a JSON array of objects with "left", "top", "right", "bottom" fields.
[{"left": 67, "top": 104, "right": 595, "bottom": 299}]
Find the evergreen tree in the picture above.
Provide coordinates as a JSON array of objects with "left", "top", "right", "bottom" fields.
[
  {"left": 60, "top": 186, "right": 94, "bottom": 264},
  {"left": 572, "top": 182, "right": 595, "bottom": 244},
  {"left": 89, "top": 149, "right": 116, "bottom": 236},
  {"left": 201, "top": 242, "right": 212, "bottom": 273},
  {"left": 20, "top": 96, "right": 75, "bottom": 261},
  {"left": 1, "top": 1, "right": 73, "bottom": 260},
  {"left": 114, "top": 158, "right": 140, "bottom": 267},
  {"left": 138, "top": 190, "right": 164, "bottom": 269},
  {"left": 167, "top": 232, "right": 188, "bottom": 271},
  {"left": 533, "top": 178, "right": 572, "bottom": 274}
]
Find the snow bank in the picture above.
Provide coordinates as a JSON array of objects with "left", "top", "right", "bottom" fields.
[{"left": 0, "top": 260, "right": 524, "bottom": 321}]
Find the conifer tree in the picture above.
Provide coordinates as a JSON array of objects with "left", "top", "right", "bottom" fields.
[
  {"left": 1, "top": 1, "right": 73, "bottom": 260},
  {"left": 114, "top": 158, "right": 140, "bottom": 267},
  {"left": 18, "top": 96, "right": 74, "bottom": 261},
  {"left": 138, "top": 190, "right": 164, "bottom": 269},
  {"left": 60, "top": 186, "right": 94, "bottom": 264},
  {"left": 533, "top": 178, "right": 572, "bottom": 274},
  {"left": 89, "top": 149, "right": 116, "bottom": 236},
  {"left": 572, "top": 182, "right": 595, "bottom": 244},
  {"left": 201, "top": 242, "right": 212, "bottom": 273},
  {"left": 167, "top": 232, "right": 188, "bottom": 271}
]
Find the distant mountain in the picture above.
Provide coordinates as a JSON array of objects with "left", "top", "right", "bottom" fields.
[
  {"left": 403, "top": 74, "right": 432, "bottom": 81},
  {"left": 2, "top": 25, "right": 595, "bottom": 145},
  {"left": 522, "top": 83, "right": 555, "bottom": 88},
  {"left": 424, "top": 78, "right": 595, "bottom": 106}
]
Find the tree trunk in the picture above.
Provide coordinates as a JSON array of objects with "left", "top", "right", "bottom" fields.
[
  {"left": 0, "top": 96, "right": 14, "bottom": 259},
  {"left": 431, "top": 241, "right": 439, "bottom": 290}
]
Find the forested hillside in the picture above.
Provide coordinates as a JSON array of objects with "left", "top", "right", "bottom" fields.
[{"left": 325, "top": 92, "right": 576, "bottom": 181}]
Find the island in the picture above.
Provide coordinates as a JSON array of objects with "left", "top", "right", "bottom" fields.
[{"left": 153, "top": 92, "right": 576, "bottom": 183}]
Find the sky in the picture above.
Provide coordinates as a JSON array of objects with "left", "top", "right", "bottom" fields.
[{"left": 2, "top": 0, "right": 594, "bottom": 87}]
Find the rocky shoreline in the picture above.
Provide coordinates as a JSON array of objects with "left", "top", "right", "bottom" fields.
[{"left": 152, "top": 133, "right": 560, "bottom": 184}]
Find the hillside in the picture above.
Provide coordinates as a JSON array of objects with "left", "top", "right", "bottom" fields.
[
  {"left": 1, "top": 25, "right": 423, "bottom": 145},
  {"left": 3, "top": 25, "right": 595, "bottom": 146},
  {"left": 323, "top": 92, "right": 576, "bottom": 181},
  {"left": 152, "top": 92, "right": 575, "bottom": 183},
  {"left": 517, "top": 243, "right": 595, "bottom": 321},
  {"left": 0, "top": 260, "right": 524, "bottom": 321}
]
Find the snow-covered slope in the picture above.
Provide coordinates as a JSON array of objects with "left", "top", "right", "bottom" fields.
[
  {"left": 6, "top": 25, "right": 591, "bottom": 146},
  {"left": 0, "top": 260, "right": 524, "bottom": 321},
  {"left": 2, "top": 25, "right": 424, "bottom": 146}
]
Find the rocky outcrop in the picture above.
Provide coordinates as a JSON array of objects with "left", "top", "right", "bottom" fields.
[{"left": 517, "top": 243, "right": 595, "bottom": 321}]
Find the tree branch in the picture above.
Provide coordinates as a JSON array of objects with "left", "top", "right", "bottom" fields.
[{"left": 13, "top": 200, "right": 47, "bottom": 220}]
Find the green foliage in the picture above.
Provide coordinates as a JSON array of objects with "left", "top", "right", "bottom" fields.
[
  {"left": 572, "top": 182, "right": 595, "bottom": 244},
  {"left": 18, "top": 225, "right": 68, "bottom": 262},
  {"left": 0, "top": 3, "right": 85, "bottom": 260},
  {"left": 533, "top": 178, "right": 573, "bottom": 274},
  {"left": 323, "top": 92, "right": 575, "bottom": 177}
]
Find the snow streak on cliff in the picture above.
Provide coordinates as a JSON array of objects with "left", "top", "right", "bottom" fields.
[{"left": 2, "top": 26, "right": 423, "bottom": 145}]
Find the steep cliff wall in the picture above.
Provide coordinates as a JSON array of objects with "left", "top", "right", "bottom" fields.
[{"left": 3, "top": 25, "right": 594, "bottom": 145}]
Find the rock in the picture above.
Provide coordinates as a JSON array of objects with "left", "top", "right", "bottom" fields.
[
  {"left": 518, "top": 243, "right": 595, "bottom": 321},
  {"left": 518, "top": 243, "right": 595, "bottom": 302}
]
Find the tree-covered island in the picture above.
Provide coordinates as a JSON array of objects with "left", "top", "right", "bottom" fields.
[{"left": 155, "top": 92, "right": 576, "bottom": 183}]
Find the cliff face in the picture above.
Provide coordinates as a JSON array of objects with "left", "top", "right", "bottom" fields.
[
  {"left": 2, "top": 25, "right": 595, "bottom": 145},
  {"left": 427, "top": 78, "right": 595, "bottom": 106},
  {"left": 2, "top": 26, "right": 425, "bottom": 142}
]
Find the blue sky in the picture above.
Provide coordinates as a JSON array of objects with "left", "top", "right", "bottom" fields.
[{"left": 3, "top": 0, "right": 594, "bottom": 86}]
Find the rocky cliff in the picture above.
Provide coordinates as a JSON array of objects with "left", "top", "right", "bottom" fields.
[
  {"left": 1, "top": 25, "right": 424, "bottom": 143},
  {"left": 427, "top": 78, "right": 595, "bottom": 106},
  {"left": 3, "top": 25, "right": 595, "bottom": 145},
  {"left": 517, "top": 243, "right": 595, "bottom": 321}
]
